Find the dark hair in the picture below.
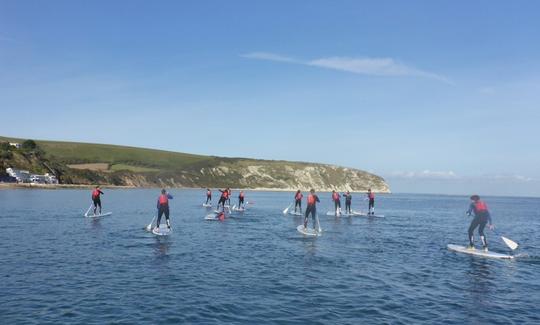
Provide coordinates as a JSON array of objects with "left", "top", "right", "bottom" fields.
[
  {"left": 470, "top": 195, "right": 480, "bottom": 201},
  {"left": 161, "top": 189, "right": 166, "bottom": 194}
]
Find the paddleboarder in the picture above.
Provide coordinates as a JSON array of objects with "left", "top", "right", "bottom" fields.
[
  {"left": 217, "top": 188, "right": 229, "bottom": 211},
  {"left": 238, "top": 190, "right": 245, "bottom": 208},
  {"left": 91, "top": 185, "right": 104, "bottom": 215},
  {"left": 332, "top": 190, "right": 341, "bottom": 215},
  {"left": 342, "top": 191, "right": 352, "bottom": 214},
  {"left": 154, "top": 189, "right": 173, "bottom": 232},
  {"left": 205, "top": 188, "right": 212, "bottom": 204},
  {"left": 466, "top": 195, "right": 494, "bottom": 251},
  {"left": 303, "top": 189, "right": 320, "bottom": 230},
  {"left": 367, "top": 189, "right": 375, "bottom": 215},
  {"left": 294, "top": 190, "right": 303, "bottom": 213}
]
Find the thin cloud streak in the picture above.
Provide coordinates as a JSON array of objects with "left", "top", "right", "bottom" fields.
[{"left": 242, "top": 52, "right": 451, "bottom": 83}]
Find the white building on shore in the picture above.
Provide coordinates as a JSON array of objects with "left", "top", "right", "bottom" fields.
[{"left": 6, "top": 168, "right": 58, "bottom": 184}]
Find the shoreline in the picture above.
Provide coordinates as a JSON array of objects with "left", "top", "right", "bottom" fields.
[{"left": 0, "top": 182, "right": 391, "bottom": 193}]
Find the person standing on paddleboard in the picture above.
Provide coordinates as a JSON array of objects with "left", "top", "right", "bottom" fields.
[
  {"left": 91, "top": 186, "right": 104, "bottom": 215},
  {"left": 342, "top": 191, "right": 352, "bottom": 214},
  {"left": 294, "top": 190, "right": 303, "bottom": 213},
  {"left": 303, "top": 189, "right": 320, "bottom": 230},
  {"left": 155, "top": 189, "right": 173, "bottom": 232},
  {"left": 205, "top": 188, "right": 212, "bottom": 204},
  {"left": 367, "top": 189, "right": 375, "bottom": 215},
  {"left": 217, "top": 188, "right": 229, "bottom": 211},
  {"left": 332, "top": 190, "right": 341, "bottom": 215},
  {"left": 238, "top": 191, "right": 245, "bottom": 208},
  {"left": 466, "top": 195, "right": 494, "bottom": 251}
]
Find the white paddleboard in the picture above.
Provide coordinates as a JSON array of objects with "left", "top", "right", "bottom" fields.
[
  {"left": 84, "top": 212, "right": 112, "bottom": 218},
  {"left": 326, "top": 211, "right": 342, "bottom": 216},
  {"left": 288, "top": 211, "right": 303, "bottom": 216},
  {"left": 297, "top": 225, "right": 322, "bottom": 237},
  {"left": 202, "top": 203, "right": 212, "bottom": 208},
  {"left": 232, "top": 205, "right": 246, "bottom": 212},
  {"left": 152, "top": 227, "right": 172, "bottom": 236},
  {"left": 341, "top": 211, "right": 367, "bottom": 216},
  {"left": 447, "top": 244, "right": 514, "bottom": 260}
]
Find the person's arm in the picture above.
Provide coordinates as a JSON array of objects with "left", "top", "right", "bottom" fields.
[
  {"left": 156, "top": 199, "right": 160, "bottom": 209},
  {"left": 316, "top": 195, "right": 320, "bottom": 203},
  {"left": 466, "top": 203, "right": 474, "bottom": 216},
  {"left": 167, "top": 194, "right": 173, "bottom": 200},
  {"left": 99, "top": 190, "right": 104, "bottom": 195}
]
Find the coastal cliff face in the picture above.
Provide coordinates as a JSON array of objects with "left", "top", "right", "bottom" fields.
[
  {"left": 113, "top": 160, "right": 390, "bottom": 192},
  {"left": 0, "top": 136, "right": 390, "bottom": 192}
]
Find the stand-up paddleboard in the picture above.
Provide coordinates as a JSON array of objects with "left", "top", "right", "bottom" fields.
[
  {"left": 447, "top": 244, "right": 514, "bottom": 259},
  {"left": 339, "top": 210, "right": 366, "bottom": 216},
  {"left": 202, "top": 203, "right": 212, "bottom": 208},
  {"left": 84, "top": 211, "right": 112, "bottom": 218},
  {"left": 326, "top": 211, "right": 342, "bottom": 216},
  {"left": 297, "top": 225, "right": 322, "bottom": 237},
  {"left": 205, "top": 211, "right": 226, "bottom": 221},
  {"left": 152, "top": 227, "right": 172, "bottom": 236},
  {"left": 288, "top": 211, "right": 303, "bottom": 216},
  {"left": 231, "top": 205, "right": 246, "bottom": 212}
]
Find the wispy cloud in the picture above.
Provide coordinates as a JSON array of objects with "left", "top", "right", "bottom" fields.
[
  {"left": 242, "top": 52, "right": 451, "bottom": 83},
  {"left": 389, "top": 170, "right": 459, "bottom": 179},
  {"left": 241, "top": 52, "right": 297, "bottom": 63},
  {"left": 388, "top": 170, "right": 535, "bottom": 183}
]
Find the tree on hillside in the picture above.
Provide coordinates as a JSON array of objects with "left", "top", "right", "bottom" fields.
[
  {"left": 0, "top": 142, "right": 12, "bottom": 160},
  {"left": 21, "top": 139, "right": 37, "bottom": 151}
]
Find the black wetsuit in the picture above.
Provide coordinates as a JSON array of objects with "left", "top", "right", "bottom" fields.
[
  {"left": 343, "top": 193, "right": 352, "bottom": 213},
  {"left": 294, "top": 194, "right": 302, "bottom": 212},
  {"left": 368, "top": 193, "right": 375, "bottom": 214},
  {"left": 92, "top": 189, "right": 104, "bottom": 213},
  {"left": 156, "top": 194, "right": 173, "bottom": 228},
  {"left": 304, "top": 195, "right": 320, "bottom": 229},
  {"left": 218, "top": 190, "right": 227, "bottom": 210},
  {"left": 333, "top": 193, "right": 341, "bottom": 213},
  {"left": 467, "top": 201, "right": 492, "bottom": 247},
  {"left": 238, "top": 194, "right": 244, "bottom": 207}
]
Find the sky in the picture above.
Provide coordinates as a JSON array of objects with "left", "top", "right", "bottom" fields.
[{"left": 1, "top": 1, "right": 539, "bottom": 196}]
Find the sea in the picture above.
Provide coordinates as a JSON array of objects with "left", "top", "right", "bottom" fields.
[{"left": 1, "top": 189, "right": 539, "bottom": 324}]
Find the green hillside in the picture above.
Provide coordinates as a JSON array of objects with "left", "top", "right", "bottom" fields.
[{"left": 0, "top": 135, "right": 390, "bottom": 192}]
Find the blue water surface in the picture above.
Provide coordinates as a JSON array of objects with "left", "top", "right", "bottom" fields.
[{"left": 1, "top": 189, "right": 539, "bottom": 324}]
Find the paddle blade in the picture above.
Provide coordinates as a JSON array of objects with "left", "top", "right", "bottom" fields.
[
  {"left": 502, "top": 236, "right": 519, "bottom": 250},
  {"left": 283, "top": 204, "right": 291, "bottom": 214}
]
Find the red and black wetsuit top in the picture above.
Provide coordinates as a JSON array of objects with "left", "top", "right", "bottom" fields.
[
  {"left": 158, "top": 194, "right": 169, "bottom": 207},
  {"left": 92, "top": 189, "right": 103, "bottom": 200},
  {"left": 332, "top": 192, "right": 340, "bottom": 202},
  {"left": 368, "top": 192, "right": 375, "bottom": 200},
  {"left": 239, "top": 192, "right": 245, "bottom": 199},
  {"left": 295, "top": 193, "right": 303, "bottom": 201},
  {"left": 307, "top": 194, "right": 320, "bottom": 206}
]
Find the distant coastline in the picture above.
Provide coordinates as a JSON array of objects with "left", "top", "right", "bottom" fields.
[{"left": 0, "top": 182, "right": 390, "bottom": 193}]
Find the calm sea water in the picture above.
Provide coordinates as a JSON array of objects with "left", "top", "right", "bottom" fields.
[{"left": 1, "top": 189, "right": 539, "bottom": 324}]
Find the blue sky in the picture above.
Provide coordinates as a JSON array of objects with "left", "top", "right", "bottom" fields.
[{"left": 1, "top": 1, "right": 539, "bottom": 196}]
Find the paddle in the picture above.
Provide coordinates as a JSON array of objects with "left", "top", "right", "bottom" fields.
[
  {"left": 283, "top": 203, "right": 292, "bottom": 215},
  {"left": 84, "top": 204, "right": 93, "bottom": 217},
  {"left": 316, "top": 213, "right": 322, "bottom": 233},
  {"left": 491, "top": 227, "right": 519, "bottom": 250},
  {"left": 145, "top": 215, "right": 156, "bottom": 232}
]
